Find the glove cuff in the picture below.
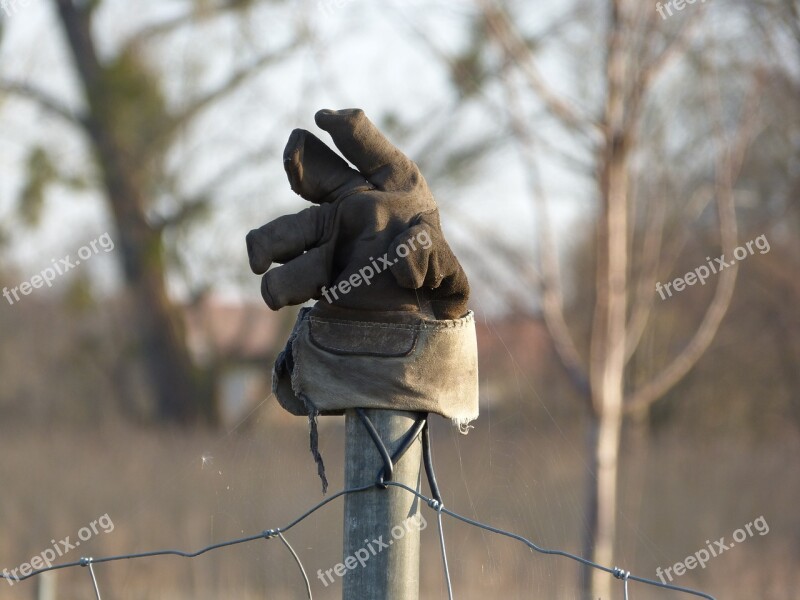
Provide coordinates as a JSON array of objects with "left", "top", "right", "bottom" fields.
[{"left": 272, "top": 306, "right": 479, "bottom": 429}]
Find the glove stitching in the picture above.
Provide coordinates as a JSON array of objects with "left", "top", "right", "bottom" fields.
[
  {"left": 308, "top": 328, "right": 418, "bottom": 357},
  {"left": 308, "top": 312, "right": 473, "bottom": 330}
]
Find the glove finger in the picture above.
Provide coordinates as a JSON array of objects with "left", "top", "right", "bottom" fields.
[
  {"left": 389, "top": 223, "right": 434, "bottom": 289},
  {"left": 246, "top": 205, "right": 332, "bottom": 275},
  {"left": 315, "top": 108, "right": 427, "bottom": 194},
  {"left": 283, "top": 129, "right": 367, "bottom": 203},
  {"left": 429, "top": 259, "right": 470, "bottom": 320},
  {"left": 260, "top": 246, "right": 330, "bottom": 310},
  {"left": 389, "top": 216, "right": 470, "bottom": 320}
]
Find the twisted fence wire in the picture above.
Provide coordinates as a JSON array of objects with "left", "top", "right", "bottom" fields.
[
  {"left": 277, "top": 532, "right": 312, "bottom": 600},
  {"left": 0, "top": 480, "right": 717, "bottom": 600},
  {"left": 84, "top": 560, "right": 101, "bottom": 600},
  {"left": 433, "top": 500, "right": 454, "bottom": 600},
  {"left": 613, "top": 567, "right": 630, "bottom": 600}
]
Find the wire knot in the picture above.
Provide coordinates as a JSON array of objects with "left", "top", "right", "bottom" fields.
[
  {"left": 428, "top": 498, "right": 444, "bottom": 512},
  {"left": 79, "top": 557, "right": 93, "bottom": 567},
  {"left": 262, "top": 529, "right": 279, "bottom": 539},
  {"left": 613, "top": 566, "right": 630, "bottom": 580}
]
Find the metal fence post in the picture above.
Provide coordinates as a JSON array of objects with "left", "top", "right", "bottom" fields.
[
  {"left": 342, "top": 409, "right": 422, "bottom": 600},
  {"left": 36, "top": 571, "right": 56, "bottom": 600}
]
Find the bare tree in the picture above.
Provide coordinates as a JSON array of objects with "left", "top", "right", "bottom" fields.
[
  {"left": 416, "top": 0, "right": 767, "bottom": 596},
  {"left": 0, "top": 0, "right": 300, "bottom": 424}
]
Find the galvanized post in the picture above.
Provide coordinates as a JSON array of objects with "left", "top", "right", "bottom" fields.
[
  {"left": 36, "top": 571, "right": 56, "bottom": 600},
  {"left": 342, "top": 409, "right": 422, "bottom": 600}
]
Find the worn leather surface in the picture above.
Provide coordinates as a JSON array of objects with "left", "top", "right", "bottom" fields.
[{"left": 273, "top": 306, "right": 479, "bottom": 430}]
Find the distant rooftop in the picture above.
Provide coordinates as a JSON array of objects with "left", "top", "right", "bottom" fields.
[{"left": 183, "top": 296, "right": 284, "bottom": 363}]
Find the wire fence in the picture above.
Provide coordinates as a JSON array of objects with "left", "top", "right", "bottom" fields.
[{"left": 0, "top": 479, "right": 717, "bottom": 600}]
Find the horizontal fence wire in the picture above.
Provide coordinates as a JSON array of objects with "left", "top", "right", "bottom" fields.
[{"left": 0, "top": 480, "right": 718, "bottom": 600}]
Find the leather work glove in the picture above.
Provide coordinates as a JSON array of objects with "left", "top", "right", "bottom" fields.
[
  {"left": 246, "top": 109, "right": 480, "bottom": 493},
  {"left": 246, "top": 108, "right": 469, "bottom": 320}
]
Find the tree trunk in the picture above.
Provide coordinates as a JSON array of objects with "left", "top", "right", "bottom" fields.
[
  {"left": 580, "top": 415, "right": 599, "bottom": 596},
  {"left": 585, "top": 2, "right": 629, "bottom": 596},
  {"left": 54, "top": 0, "right": 214, "bottom": 424},
  {"left": 589, "top": 394, "right": 624, "bottom": 598}
]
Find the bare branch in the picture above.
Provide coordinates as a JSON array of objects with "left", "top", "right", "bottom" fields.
[
  {"left": 394, "top": 9, "right": 593, "bottom": 174},
  {"left": 626, "top": 72, "right": 764, "bottom": 414},
  {"left": 121, "top": 3, "right": 243, "bottom": 53},
  {"left": 624, "top": 189, "right": 666, "bottom": 362},
  {"left": 502, "top": 72, "right": 591, "bottom": 399},
  {"left": 625, "top": 10, "right": 703, "bottom": 133},
  {"left": 444, "top": 213, "right": 543, "bottom": 313},
  {"left": 162, "top": 37, "right": 302, "bottom": 144},
  {"left": 157, "top": 141, "right": 278, "bottom": 230},
  {"left": 479, "top": 0, "right": 600, "bottom": 139},
  {"left": 0, "top": 80, "right": 86, "bottom": 128},
  {"left": 643, "top": 0, "right": 703, "bottom": 82}
]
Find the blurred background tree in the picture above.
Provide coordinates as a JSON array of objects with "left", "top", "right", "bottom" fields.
[
  {"left": 403, "top": 0, "right": 798, "bottom": 596},
  {"left": 2, "top": 0, "right": 304, "bottom": 425}
]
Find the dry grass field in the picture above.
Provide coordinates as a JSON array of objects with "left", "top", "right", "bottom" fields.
[{"left": 1, "top": 398, "right": 797, "bottom": 600}]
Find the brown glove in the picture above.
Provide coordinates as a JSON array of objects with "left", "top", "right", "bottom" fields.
[{"left": 246, "top": 108, "right": 469, "bottom": 320}]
